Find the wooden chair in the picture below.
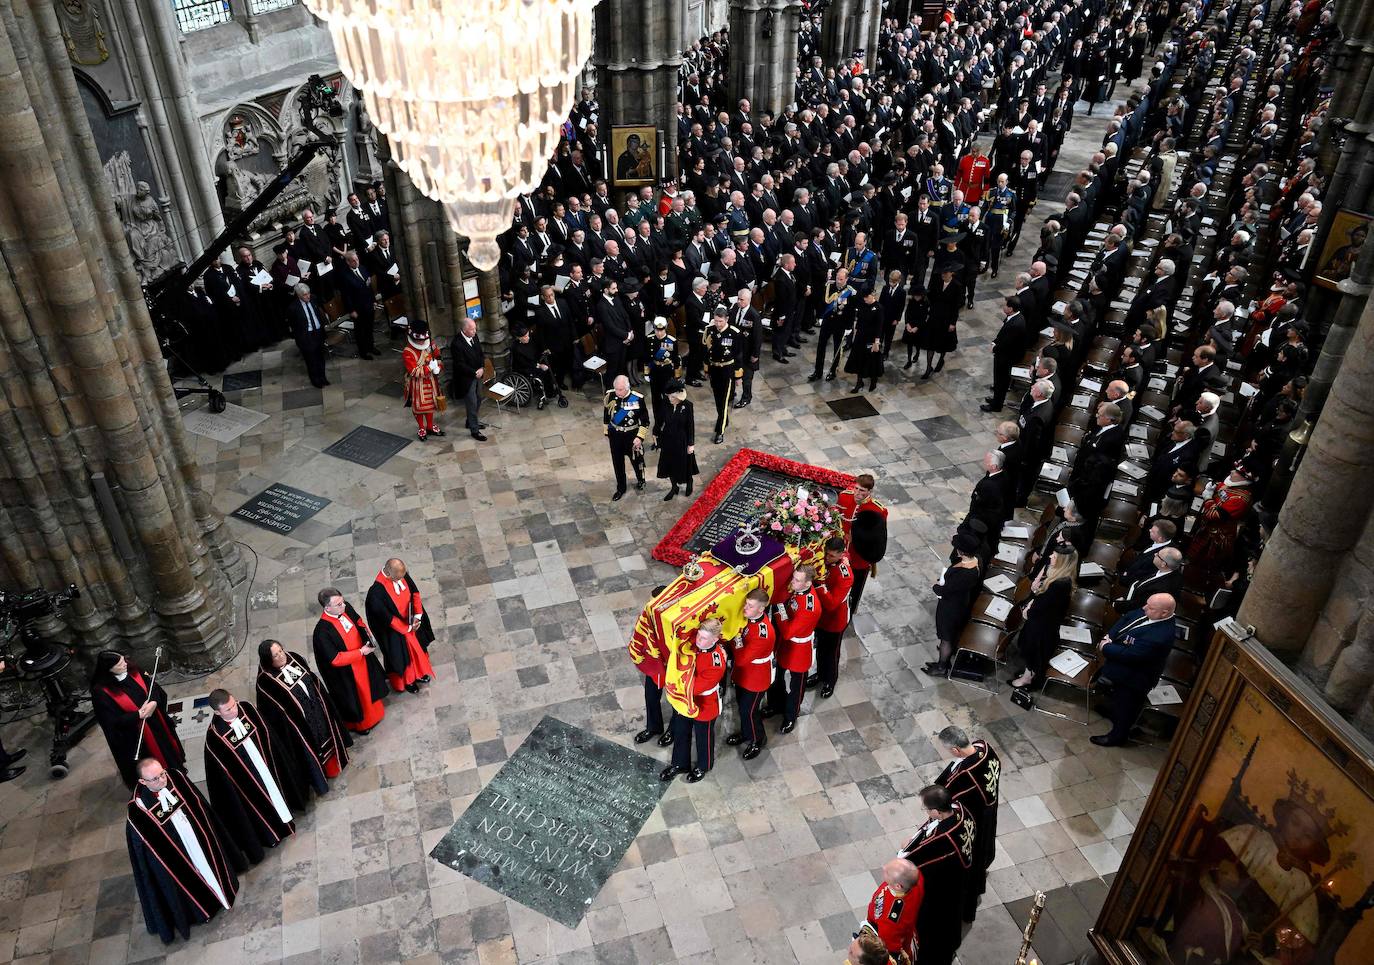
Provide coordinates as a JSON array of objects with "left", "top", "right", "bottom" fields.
[
  {"left": 1055, "top": 424, "right": 1087, "bottom": 448},
  {"left": 949, "top": 621, "right": 1011, "bottom": 695},
  {"left": 1096, "top": 497, "right": 1145, "bottom": 541},
  {"left": 1066, "top": 588, "right": 1116, "bottom": 629},
  {"left": 969, "top": 593, "right": 1023, "bottom": 634},
  {"left": 482, "top": 358, "right": 520, "bottom": 420},
  {"left": 1036, "top": 651, "right": 1102, "bottom": 725}
]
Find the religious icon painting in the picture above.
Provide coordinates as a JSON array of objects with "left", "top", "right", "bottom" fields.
[{"left": 611, "top": 126, "right": 658, "bottom": 187}]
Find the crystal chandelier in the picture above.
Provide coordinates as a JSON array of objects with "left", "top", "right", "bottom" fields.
[{"left": 305, "top": 0, "right": 595, "bottom": 269}]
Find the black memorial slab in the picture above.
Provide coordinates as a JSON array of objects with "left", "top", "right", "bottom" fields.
[
  {"left": 827, "top": 396, "right": 880, "bottom": 420},
  {"left": 430, "top": 716, "right": 667, "bottom": 928},
  {"left": 221, "top": 369, "right": 262, "bottom": 392},
  {"left": 232, "top": 484, "right": 330, "bottom": 536},
  {"left": 322, "top": 425, "right": 412, "bottom": 469},
  {"left": 686, "top": 466, "right": 839, "bottom": 554}
]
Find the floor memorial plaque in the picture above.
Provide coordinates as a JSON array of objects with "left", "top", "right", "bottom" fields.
[
  {"left": 429, "top": 716, "right": 667, "bottom": 928},
  {"left": 231, "top": 484, "right": 330, "bottom": 535},
  {"left": 686, "top": 466, "right": 839, "bottom": 554},
  {"left": 322, "top": 425, "right": 413, "bottom": 469},
  {"left": 182, "top": 402, "right": 268, "bottom": 443}
]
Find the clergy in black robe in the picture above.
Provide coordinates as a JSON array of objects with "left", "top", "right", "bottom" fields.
[
  {"left": 255, "top": 639, "right": 351, "bottom": 798},
  {"left": 204, "top": 690, "right": 296, "bottom": 865},
  {"left": 899, "top": 785, "right": 976, "bottom": 965},
  {"left": 91, "top": 650, "right": 185, "bottom": 789},
  {"left": 364, "top": 558, "right": 436, "bottom": 694},
  {"left": 312, "top": 587, "right": 389, "bottom": 733},
  {"left": 126, "top": 759, "right": 241, "bottom": 944},
  {"left": 934, "top": 727, "right": 1001, "bottom": 922}
]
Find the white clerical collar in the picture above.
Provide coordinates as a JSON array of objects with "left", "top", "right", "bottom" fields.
[
  {"left": 280, "top": 662, "right": 305, "bottom": 686},
  {"left": 157, "top": 787, "right": 179, "bottom": 809},
  {"left": 392, "top": 579, "right": 406, "bottom": 594},
  {"left": 115, "top": 672, "right": 128, "bottom": 681},
  {"left": 229, "top": 716, "right": 248, "bottom": 739}
]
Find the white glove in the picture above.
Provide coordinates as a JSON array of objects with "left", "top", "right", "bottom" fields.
[{"left": 428, "top": 360, "right": 441, "bottom": 374}]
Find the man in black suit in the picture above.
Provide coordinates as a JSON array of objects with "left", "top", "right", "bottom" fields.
[
  {"left": 533, "top": 286, "right": 574, "bottom": 401},
  {"left": 594, "top": 279, "right": 633, "bottom": 388},
  {"left": 368, "top": 231, "right": 402, "bottom": 299},
  {"left": 882, "top": 211, "right": 917, "bottom": 277},
  {"left": 1148, "top": 422, "right": 1204, "bottom": 501},
  {"left": 286, "top": 284, "right": 329, "bottom": 388},
  {"left": 335, "top": 251, "right": 377, "bottom": 359},
  {"left": 1171, "top": 346, "right": 1228, "bottom": 418},
  {"left": 964, "top": 452, "right": 1007, "bottom": 552},
  {"left": 1068, "top": 402, "right": 1127, "bottom": 522},
  {"left": 983, "top": 296, "right": 1029, "bottom": 412},
  {"left": 1115, "top": 548, "right": 1183, "bottom": 611},
  {"left": 770, "top": 253, "right": 801, "bottom": 363},
  {"left": 1015, "top": 379, "right": 1056, "bottom": 505},
  {"left": 994, "top": 422, "right": 1022, "bottom": 520},
  {"left": 1091, "top": 594, "right": 1179, "bottom": 746},
  {"left": 1125, "top": 259, "right": 1175, "bottom": 334},
  {"left": 1006, "top": 151, "right": 1039, "bottom": 253},
  {"left": 449, "top": 317, "right": 488, "bottom": 441}
]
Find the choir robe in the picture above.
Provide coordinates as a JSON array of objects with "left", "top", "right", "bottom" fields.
[
  {"left": 934, "top": 740, "right": 1001, "bottom": 922},
  {"left": 899, "top": 802, "right": 976, "bottom": 965},
  {"left": 204, "top": 701, "right": 296, "bottom": 865},
  {"left": 93, "top": 669, "right": 185, "bottom": 789},
  {"left": 364, "top": 571, "right": 436, "bottom": 691},
  {"left": 126, "top": 767, "right": 242, "bottom": 944},
  {"left": 312, "top": 604, "right": 388, "bottom": 732},
  {"left": 255, "top": 652, "right": 352, "bottom": 796}
]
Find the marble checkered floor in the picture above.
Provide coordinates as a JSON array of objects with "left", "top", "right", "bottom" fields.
[{"left": 0, "top": 95, "right": 1164, "bottom": 965}]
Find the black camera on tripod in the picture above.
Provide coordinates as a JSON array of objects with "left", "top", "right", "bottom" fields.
[{"left": 0, "top": 584, "right": 95, "bottom": 778}]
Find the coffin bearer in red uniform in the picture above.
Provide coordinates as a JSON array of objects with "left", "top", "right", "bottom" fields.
[
  {"left": 838, "top": 473, "right": 889, "bottom": 616},
  {"left": 203, "top": 689, "right": 296, "bottom": 866},
  {"left": 764, "top": 566, "right": 821, "bottom": 734},
  {"left": 365, "top": 557, "right": 436, "bottom": 695},
  {"left": 660, "top": 619, "right": 727, "bottom": 784},
  {"left": 726, "top": 590, "right": 775, "bottom": 760},
  {"left": 126, "top": 758, "right": 242, "bottom": 944},
  {"left": 91, "top": 650, "right": 185, "bottom": 790},
  {"left": 255, "top": 639, "right": 351, "bottom": 795},
  {"left": 809, "top": 536, "right": 855, "bottom": 699},
  {"left": 866, "top": 858, "right": 925, "bottom": 965},
  {"left": 312, "top": 587, "right": 388, "bottom": 734},
  {"left": 933, "top": 726, "right": 1000, "bottom": 924},
  {"left": 403, "top": 318, "right": 446, "bottom": 440},
  {"left": 899, "top": 785, "right": 976, "bottom": 965}
]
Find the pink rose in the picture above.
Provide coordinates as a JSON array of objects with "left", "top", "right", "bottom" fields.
[{"left": 771, "top": 521, "right": 783, "bottom": 531}]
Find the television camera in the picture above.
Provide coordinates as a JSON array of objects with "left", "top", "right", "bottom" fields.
[{"left": 0, "top": 584, "right": 96, "bottom": 778}]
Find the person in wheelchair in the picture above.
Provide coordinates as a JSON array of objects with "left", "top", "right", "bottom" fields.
[{"left": 511, "top": 327, "right": 565, "bottom": 409}]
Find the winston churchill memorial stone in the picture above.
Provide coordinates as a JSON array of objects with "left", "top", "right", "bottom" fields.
[{"left": 430, "top": 716, "right": 668, "bottom": 926}]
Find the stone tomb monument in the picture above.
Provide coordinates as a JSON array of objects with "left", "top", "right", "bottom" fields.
[{"left": 430, "top": 716, "right": 668, "bottom": 927}]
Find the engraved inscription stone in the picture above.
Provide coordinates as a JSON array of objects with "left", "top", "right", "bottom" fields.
[
  {"left": 231, "top": 484, "right": 330, "bottom": 535},
  {"left": 322, "top": 425, "right": 412, "bottom": 469},
  {"left": 686, "top": 467, "right": 839, "bottom": 553},
  {"left": 429, "top": 716, "right": 667, "bottom": 927}
]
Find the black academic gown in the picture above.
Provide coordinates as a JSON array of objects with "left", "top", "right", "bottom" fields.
[
  {"left": 311, "top": 604, "right": 389, "bottom": 727},
  {"left": 204, "top": 702, "right": 297, "bottom": 865},
  {"left": 126, "top": 767, "right": 243, "bottom": 944},
  {"left": 364, "top": 574, "right": 436, "bottom": 683},
  {"left": 255, "top": 653, "right": 352, "bottom": 798},
  {"left": 92, "top": 670, "right": 185, "bottom": 789},
  {"left": 935, "top": 741, "right": 1001, "bottom": 922},
  {"left": 900, "top": 802, "right": 976, "bottom": 965}
]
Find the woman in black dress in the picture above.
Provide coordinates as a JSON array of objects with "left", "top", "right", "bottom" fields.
[
  {"left": 923, "top": 263, "right": 965, "bottom": 380},
  {"left": 90, "top": 651, "right": 185, "bottom": 789},
  {"left": 1012, "top": 549, "right": 1077, "bottom": 689},
  {"left": 901, "top": 283, "right": 929, "bottom": 370},
  {"left": 924, "top": 535, "right": 984, "bottom": 676},
  {"left": 844, "top": 289, "right": 884, "bottom": 393},
  {"left": 657, "top": 380, "right": 698, "bottom": 501}
]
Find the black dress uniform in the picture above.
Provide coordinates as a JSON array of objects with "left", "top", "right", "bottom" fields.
[
  {"left": 603, "top": 388, "right": 649, "bottom": 498},
  {"left": 983, "top": 185, "right": 1015, "bottom": 277},
  {"left": 900, "top": 803, "right": 977, "bottom": 965},
  {"left": 643, "top": 330, "right": 680, "bottom": 436},
  {"left": 935, "top": 741, "right": 1001, "bottom": 922},
  {"left": 730, "top": 302, "right": 763, "bottom": 407},
  {"left": 701, "top": 320, "right": 743, "bottom": 442}
]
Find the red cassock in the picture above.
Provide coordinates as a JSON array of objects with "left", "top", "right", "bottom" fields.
[
  {"left": 731, "top": 616, "right": 776, "bottom": 692},
  {"left": 867, "top": 878, "right": 925, "bottom": 960},
  {"left": 838, "top": 491, "right": 889, "bottom": 572},
  {"left": 955, "top": 153, "right": 992, "bottom": 204},
  {"left": 815, "top": 554, "right": 855, "bottom": 632},
  {"left": 775, "top": 589, "right": 821, "bottom": 673},
  {"left": 364, "top": 572, "right": 435, "bottom": 692},
  {"left": 688, "top": 643, "right": 728, "bottom": 720},
  {"left": 312, "top": 607, "right": 387, "bottom": 732}
]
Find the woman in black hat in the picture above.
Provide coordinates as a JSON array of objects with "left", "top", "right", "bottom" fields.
[
  {"left": 901, "top": 283, "right": 929, "bottom": 371},
  {"left": 924, "top": 535, "right": 984, "bottom": 677},
  {"left": 922, "top": 262, "right": 965, "bottom": 379},
  {"left": 656, "top": 380, "right": 698, "bottom": 501}
]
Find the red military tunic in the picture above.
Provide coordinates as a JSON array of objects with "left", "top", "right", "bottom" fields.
[
  {"left": 732, "top": 616, "right": 775, "bottom": 692},
  {"left": 838, "top": 491, "right": 889, "bottom": 572},
  {"left": 403, "top": 340, "right": 443, "bottom": 414},
  {"left": 955, "top": 153, "right": 992, "bottom": 204},
  {"left": 775, "top": 589, "right": 821, "bottom": 673},
  {"left": 814, "top": 553, "right": 855, "bottom": 632},
  {"left": 319, "top": 611, "right": 385, "bottom": 732},
  {"left": 688, "top": 643, "right": 728, "bottom": 720},
  {"left": 867, "top": 878, "right": 925, "bottom": 961},
  {"left": 372, "top": 573, "right": 435, "bottom": 691}
]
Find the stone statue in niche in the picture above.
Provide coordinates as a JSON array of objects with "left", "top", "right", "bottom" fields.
[
  {"left": 103, "top": 151, "right": 178, "bottom": 284},
  {"left": 352, "top": 94, "right": 382, "bottom": 182},
  {"left": 224, "top": 113, "right": 260, "bottom": 162}
]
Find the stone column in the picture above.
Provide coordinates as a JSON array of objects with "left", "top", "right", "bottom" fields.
[
  {"left": 822, "top": 0, "right": 860, "bottom": 64},
  {"left": 1304, "top": 511, "right": 1374, "bottom": 711},
  {"left": 593, "top": 0, "right": 685, "bottom": 181},
  {"left": 728, "top": 0, "right": 803, "bottom": 118},
  {"left": 475, "top": 267, "right": 509, "bottom": 363},
  {"left": 0, "top": 0, "right": 237, "bottom": 665},
  {"left": 1238, "top": 281, "right": 1374, "bottom": 657}
]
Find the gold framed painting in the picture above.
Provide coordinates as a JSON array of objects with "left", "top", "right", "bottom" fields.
[
  {"left": 1090, "top": 627, "right": 1374, "bottom": 965},
  {"left": 1313, "top": 209, "right": 1372, "bottom": 290},
  {"left": 611, "top": 126, "right": 657, "bottom": 187}
]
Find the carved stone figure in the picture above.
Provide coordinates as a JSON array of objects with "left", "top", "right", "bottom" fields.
[{"left": 110, "top": 170, "right": 178, "bottom": 285}]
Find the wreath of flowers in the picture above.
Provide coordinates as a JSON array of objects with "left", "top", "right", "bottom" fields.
[{"left": 754, "top": 484, "right": 845, "bottom": 547}]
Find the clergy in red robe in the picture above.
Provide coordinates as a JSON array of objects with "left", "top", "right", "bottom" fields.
[
  {"left": 126, "top": 759, "right": 241, "bottom": 944},
  {"left": 311, "top": 587, "right": 388, "bottom": 733},
  {"left": 91, "top": 650, "right": 185, "bottom": 789},
  {"left": 255, "top": 639, "right": 351, "bottom": 795},
  {"left": 364, "top": 557, "right": 436, "bottom": 694},
  {"left": 204, "top": 690, "right": 296, "bottom": 866}
]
